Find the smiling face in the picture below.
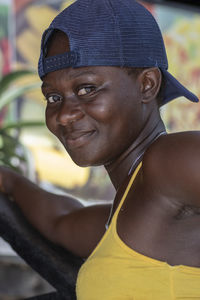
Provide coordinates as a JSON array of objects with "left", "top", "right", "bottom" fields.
[{"left": 41, "top": 31, "right": 146, "bottom": 167}]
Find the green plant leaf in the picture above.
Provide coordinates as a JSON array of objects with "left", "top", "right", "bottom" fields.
[
  {"left": 0, "top": 69, "right": 37, "bottom": 96},
  {"left": 0, "top": 120, "right": 45, "bottom": 131},
  {"left": 0, "top": 70, "right": 37, "bottom": 95},
  {"left": 0, "top": 82, "right": 41, "bottom": 111}
]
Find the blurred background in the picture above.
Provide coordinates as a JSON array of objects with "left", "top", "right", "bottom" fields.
[{"left": 0, "top": 0, "right": 200, "bottom": 298}]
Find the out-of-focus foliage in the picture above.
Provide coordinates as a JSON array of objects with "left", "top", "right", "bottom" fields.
[{"left": 0, "top": 70, "right": 44, "bottom": 174}]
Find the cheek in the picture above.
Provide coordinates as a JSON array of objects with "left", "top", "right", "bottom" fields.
[
  {"left": 45, "top": 108, "right": 57, "bottom": 135},
  {"left": 85, "top": 99, "right": 113, "bottom": 121}
]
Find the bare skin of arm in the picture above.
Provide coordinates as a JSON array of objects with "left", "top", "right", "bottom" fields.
[
  {"left": 143, "top": 131, "right": 200, "bottom": 205},
  {"left": 117, "top": 131, "right": 200, "bottom": 267},
  {"left": 0, "top": 168, "right": 111, "bottom": 258}
]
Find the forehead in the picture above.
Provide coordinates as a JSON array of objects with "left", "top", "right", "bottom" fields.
[{"left": 42, "top": 65, "right": 129, "bottom": 83}]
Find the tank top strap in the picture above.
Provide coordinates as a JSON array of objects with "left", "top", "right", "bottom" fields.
[{"left": 112, "top": 162, "right": 142, "bottom": 222}]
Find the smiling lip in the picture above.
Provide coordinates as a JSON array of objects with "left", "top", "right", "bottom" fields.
[{"left": 64, "top": 130, "right": 96, "bottom": 148}]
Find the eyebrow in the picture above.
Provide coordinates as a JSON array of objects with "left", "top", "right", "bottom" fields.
[{"left": 68, "top": 69, "right": 97, "bottom": 79}]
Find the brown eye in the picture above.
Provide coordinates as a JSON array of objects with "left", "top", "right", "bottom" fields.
[
  {"left": 77, "top": 86, "right": 96, "bottom": 96},
  {"left": 46, "top": 94, "right": 62, "bottom": 103}
]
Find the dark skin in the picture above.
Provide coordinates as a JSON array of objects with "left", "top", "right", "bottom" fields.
[{"left": 1, "top": 31, "right": 200, "bottom": 268}]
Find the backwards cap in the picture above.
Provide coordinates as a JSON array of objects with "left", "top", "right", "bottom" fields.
[{"left": 38, "top": 0, "right": 199, "bottom": 105}]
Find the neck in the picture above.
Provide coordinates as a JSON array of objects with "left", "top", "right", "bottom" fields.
[{"left": 105, "top": 112, "right": 166, "bottom": 190}]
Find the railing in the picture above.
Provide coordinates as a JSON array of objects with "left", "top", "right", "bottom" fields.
[{"left": 0, "top": 193, "right": 83, "bottom": 300}]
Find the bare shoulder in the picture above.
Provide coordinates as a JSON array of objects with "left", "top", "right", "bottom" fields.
[{"left": 142, "top": 131, "right": 200, "bottom": 205}]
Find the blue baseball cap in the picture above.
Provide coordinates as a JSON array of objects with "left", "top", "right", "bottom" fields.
[{"left": 38, "top": 0, "right": 199, "bottom": 105}]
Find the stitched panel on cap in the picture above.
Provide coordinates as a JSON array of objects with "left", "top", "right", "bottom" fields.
[{"left": 43, "top": 51, "right": 79, "bottom": 74}]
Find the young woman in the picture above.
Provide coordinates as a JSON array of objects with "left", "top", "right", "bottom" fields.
[{"left": 1, "top": 0, "right": 200, "bottom": 298}]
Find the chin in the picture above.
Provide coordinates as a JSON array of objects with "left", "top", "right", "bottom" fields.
[
  {"left": 72, "top": 159, "right": 91, "bottom": 168},
  {"left": 66, "top": 151, "right": 94, "bottom": 167},
  {"left": 67, "top": 150, "right": 105, "bottom": 168}
]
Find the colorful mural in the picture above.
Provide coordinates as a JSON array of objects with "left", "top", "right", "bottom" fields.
[
  {"left": 0, "top": 1, "right": 12, "bottom": 76},
  {"left": 14, "top": 0, "right": 75, "bottom": 69},
  {"left": 162, "top": 15, "right": 200, "bottom": 131},
  {"left": 0, "top": 1, "right": 12, "bottom": 125}
]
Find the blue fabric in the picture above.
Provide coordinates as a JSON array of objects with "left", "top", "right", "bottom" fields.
[{"left": 38, "top": 0, "right": 199, "bottom": 105}]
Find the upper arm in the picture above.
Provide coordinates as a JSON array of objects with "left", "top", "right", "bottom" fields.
[
  {"left": 0, "top": 168, "right": 111, "bottom": 258},
  {"left": 51, "top": 203, "right": 111, "bottom": 258},
  {"left": 142, "top": 132, "right": 200, "bottom": 205}
]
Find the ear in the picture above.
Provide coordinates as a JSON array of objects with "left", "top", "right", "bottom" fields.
[{"left": 139, "top": 68, "right": 162, "bottom": 104}]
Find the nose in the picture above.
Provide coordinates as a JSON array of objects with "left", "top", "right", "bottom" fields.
[{"left": 56, "top": 100, "right": 84, "bottom": 126}]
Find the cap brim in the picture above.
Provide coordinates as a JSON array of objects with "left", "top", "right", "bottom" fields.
[{"left": 161, "top": 69, "right": 199, "bottom": 105}]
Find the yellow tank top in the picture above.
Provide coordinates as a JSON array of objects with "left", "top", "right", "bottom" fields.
[{"left": 76, "top": 163, "right": 200, "bottom": 299}]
